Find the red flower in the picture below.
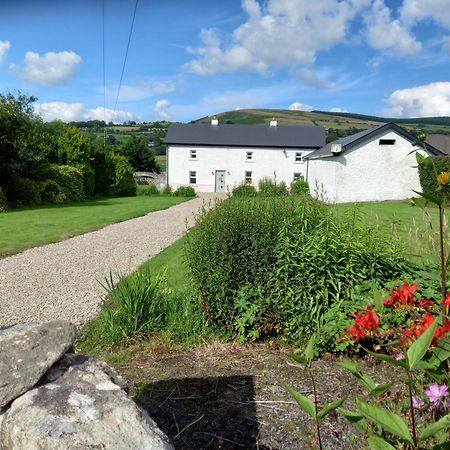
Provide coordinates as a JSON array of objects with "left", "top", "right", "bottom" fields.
[
  {"left": 347, "top": 306, "right": 380, "bottom": 342},
  {"left": 384, "top": 282, "right": 418, "bottom": 308},
  {"left": 441, "top": 294, "right": 450, "bottom": 316},
  {"left": 417, "top": 298, "right": 435, "bottom": 311},
  {"left": 402, "top": 313, "right": 450, "bottom": 347}
]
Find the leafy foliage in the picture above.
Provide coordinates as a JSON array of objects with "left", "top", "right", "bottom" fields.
[
  {"left": 290, "top": 176, "right": 310, "bottom": 196},
  {"left": 258, "top": 177, "right": 288, "bottom": 196},
  {"left": 418, "top": 155, "right": 450, "bottom": 197},
  {"left": 232, "top": 183, "right": 257, "bottom": 197},
  {"left": 118, "top": 135, "right": 158, "bottom": 172},
  {"left": 173, "top": 186, "right": 196, "bottom": 197},
  {"left": 137, "top": 184, "right": 160, "bottom": 196},
  {"left": 110, "top": 153, "right": 136, "bottom": 196},
  {"left": 185, "top": 197, "right": 411, "bottom": 341}
]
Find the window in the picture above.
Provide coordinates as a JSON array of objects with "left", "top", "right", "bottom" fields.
[
  {"left": 295, "top": 151, "right": 303, "bottom": 162},
  {"left": 190, "top": 149, "right": 197, "bottom": 159},
  {"left": 379, "top": 139, "right": 396, "bottom": 145},
  {"left": 189, "top": 171, "right": 197, "bottom": 184},
  {"left": 293, "top": 172, "right": 301, "bottom": 181},
  {"left": 245, "top": 171, "right": 252, "bottom": 184},
  {"left": 246, "top": 151, "right": 253, "bottom": 161}
]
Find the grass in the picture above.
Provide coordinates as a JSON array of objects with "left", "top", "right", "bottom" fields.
[{"left": 0, "top": 195, "right": 188, "bottom": 257}]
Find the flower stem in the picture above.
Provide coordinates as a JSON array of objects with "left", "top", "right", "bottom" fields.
[
  {"left": 439, "top": 204, "right": 447, "bottom": 300},
  {"left": 408, "top": 371, "right": 417, "bottom": 449},
  {"left": 308, "top": 366, "right": 323, "bottom": 450}
]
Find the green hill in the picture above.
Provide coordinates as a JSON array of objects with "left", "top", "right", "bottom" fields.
[{"left": 194, "top": 109, "right": 450, "bottom": 136}]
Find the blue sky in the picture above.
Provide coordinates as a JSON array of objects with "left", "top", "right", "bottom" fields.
[{"left": 1, "top": 0, "right": 449, "bottom": 123}]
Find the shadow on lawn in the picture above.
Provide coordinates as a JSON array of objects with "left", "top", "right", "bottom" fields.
[{"left": 136, "top": 375, "right": 272, "bottom": 449}]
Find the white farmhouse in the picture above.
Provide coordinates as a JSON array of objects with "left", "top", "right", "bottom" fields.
[
  {"left": 164, "top": 118, "right": 326, "bottom": 192},
  {"left": 305, "top": 122, "right": 443, "bottom": 203}
]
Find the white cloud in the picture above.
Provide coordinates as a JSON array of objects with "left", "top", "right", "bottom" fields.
[
  {"left": 384, "top": 82, "right": 450, "bottom": 117},
  {"left": 20, "top": 51, "right": 82, "bottom": 85},
  {"left": 330, "top": 107, "right": 349, "bottom": 113},
  {"left": 106, "top": 79, "right": 183, "bottom": 102},
  {"left": 153, "top": 99, "right": 171, "bottom": 120},
  {"left": 36, "top": 102, "right": 135, "bottom": 123},
  {"left": 297, "top": 68, "right": 335, "bottom": 89},
  {"left": 288, "top": 102, "right": 314, "bottom": 111},
  {"left": 401, "top": 0, "right": 450, "bottom": 29},
  {"left": 0, "top": 40, "right": 10, "bottom": 63},
  {"left": 442, "top": 35, "right": 450, "bottom": 53},
  {"left": 184, "top": 0, "right": 369, "bottom": 75},
  {"left": 365, "top": 0, "right": 421, "bottom": 56}
]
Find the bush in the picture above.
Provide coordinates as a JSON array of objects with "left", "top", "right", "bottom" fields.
[
  {"left": 137, "top": 184, "right": 160, "bottom": 196},
  {"left": 232, "top": 183, "right": 257, "bottom": 197},
  {"left": 258, "top": 177, "right": 288, "bottom": 196},
  {"left": 110, "top": 153, "right": 136, "bottom": 196},
  {"left": 161, "top": 184, "right": 172, "bottom": 195},
  {"left": 418, "top": 156, "right": 450, "bottom": 196},
  {"left": 290, "top": 176, "right": 310, "bottom": 196},
  {"left": 0, "top": 187, "right": 7, "bottom": 211},
  {"left": 46, "top": 165, "right": 86, "bottom": 202},
  {"left": 185, "top": 197, "right": 413, "bottom": 341},
  {"left": 174, "top": 186, "right": 196, "bottom": 197},
  {"left": 7, "top": 177, "right": 43, "bottom": 205}
]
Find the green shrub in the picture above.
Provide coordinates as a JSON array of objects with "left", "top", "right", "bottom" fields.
[
  {"left": 185, "top": 197, "right": 412, "bottom": 341},
  {"left": 258, "top": 177, "right": 288, "bottom": 196},
  {"left": 0, "top": 187, "right": 7, "bottom": 211},
  {"left": 137, "top": 184, "right": 160, "bottom": 196},
  {"left": 161, "top": 184, "right": 172, "bottom": 195},
  {"left": 46, "top": 164, "right": 86, "bottom": 202},
  {"left": 232, "top": 183, "right": 257, "bottom": 197},
  {"left": 290, "top": 176, "right": 310, "bottom": 196},
  {"left": 174, "top": 186, "right": 196, "bottom": 197},
  {"left": 8, "top": 177, "right": 43, "bottom": 205},
  {"left": 418, "top": 156, "right": 450, "bottom": 196},
  {"left": 110, "top": 153, "right": 136, "bottom": 196}
]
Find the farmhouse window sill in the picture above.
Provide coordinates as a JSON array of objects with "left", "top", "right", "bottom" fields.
[{"left": 189, "top": 158, "right": 198, "bottom": 161}]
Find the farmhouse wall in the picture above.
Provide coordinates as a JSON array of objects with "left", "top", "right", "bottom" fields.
[
  {"left": 167, "top": 145, "right": 314, "bottom": 192},
  {"left": 307, "top": 130, "right": 428, "bottom": 203}
]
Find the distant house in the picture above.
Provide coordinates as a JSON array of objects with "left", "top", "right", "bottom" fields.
[
  {"left": 164, "top": 118, "right": 325, "bottom": 192},
  {"left": 164, "top": 119, "right": 444, "bottom": 202},
  {"left": 306, "top": 122, "right": 443, "bottom": 203}
]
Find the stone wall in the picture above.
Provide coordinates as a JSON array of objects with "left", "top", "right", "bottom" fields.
[{"left": 0, "top": 321, "right": 173, "bottom": 449}]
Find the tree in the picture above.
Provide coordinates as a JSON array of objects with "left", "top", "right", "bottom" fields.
[{"left": 118, "top": 135, "right": 158, "bottom": 172}]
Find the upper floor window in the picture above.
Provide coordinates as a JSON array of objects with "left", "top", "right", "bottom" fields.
[
  {"left": 295, "top": 151, "right": 303, "bottom": 162},
  {"left": 246, "top": 151, "right": 253, "bottom": 161},
  {"left": 190, "top": 149, "right": 197, "bottom": 159},
  {"left": 189, "top": 171, "right": 197, "bottom": 184},
  {"left": 379, "top": 139, "right": 396, "bottom": 145},
  {"left": 245, "top": 171, "right": 252, "bottom": 184}
]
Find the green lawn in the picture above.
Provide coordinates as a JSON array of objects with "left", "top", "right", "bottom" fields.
[
  {"left": 0, "top": 196, "right": 188, "bottom": 257},
  {"left": 335, "top": 200, "right": 444, "bottom": 265}
]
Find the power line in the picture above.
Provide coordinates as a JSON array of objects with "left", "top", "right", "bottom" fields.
[{"left": 113, "top": 0, "right": 139, "bottom": 119}]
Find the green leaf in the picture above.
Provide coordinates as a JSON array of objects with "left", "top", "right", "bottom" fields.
[
  {"left": 336, "top": 360, "right": 377, "bottom": 391},
  {"left": 317, "top": 398, "right": 346, "bottom": 420},
  {"left": 368, "top": 436, "right": 397, "bottom": 450},
  {"left": 429, "top": 341, "right": 450, "bottom": 367},
  {"left": 291, "top": 354, "right": 309, "bottom": 365},
  {"left": 365, "top": 350, "right": 407, "bottom": 369},
  {"left": 412, "top": 190, "right": 443, "bottom": 206},
  {"left": 371, "top": 382, "right": 395, "bottom": 397},
  {"left": 336, "top": 359, "right": 360, "bottom": 374},
  {"left": 356, "top": 399, "right": 413, "bottom": 444},
  {"left": 420, "top": 413, "right": 450, "bottom": 442},
  {"left": 406, "top": 321, "right": 438, "bottom": 370},
  {"left": 338, "top": 407, "right": 371, "bottom": 434},
  {"left": 285, "top": 384, "right": 316, "bottom": 419},
  {"left": 304, "top": 333, "right": 317, "bottom": 364}
]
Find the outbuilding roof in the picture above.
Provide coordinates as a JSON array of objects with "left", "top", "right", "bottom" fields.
[
  {"left": 164, "top": 123, "right": 326, "bottom": 149},
  {"left": 306, "top": 122, "right": 444, "bottom": 159}
]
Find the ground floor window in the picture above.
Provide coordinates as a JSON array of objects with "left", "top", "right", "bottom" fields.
[
  {"left": 293, "top": 172, "right": 301, "bottom": 181},
  {"left": 245, "top": 171, "right": 252, "bottom": 184},
  {"left": 189, "top": 171, "right": 197, "bottom": 184}
]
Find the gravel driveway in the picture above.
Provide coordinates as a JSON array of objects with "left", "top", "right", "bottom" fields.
[{"left": 0, "top": 194, "right": 221, "bottom": 327}]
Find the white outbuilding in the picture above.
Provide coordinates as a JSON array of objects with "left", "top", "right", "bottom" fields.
[
  {"left": 305, "top": 122, "right": 443, "bottom": 203},
  {"left": 164, "top": 118, "right": 326, "bottom": 193}
]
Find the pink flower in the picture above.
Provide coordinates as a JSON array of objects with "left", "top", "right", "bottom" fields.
[
  {"left": 394, "top": 353, "right": 405, "bottom": 360},
  {"left": 425, "top": 384, "right": 449, "bottom": 405},
  {"left": 412, "top": 396, "right": 425, "bottom": 409}
]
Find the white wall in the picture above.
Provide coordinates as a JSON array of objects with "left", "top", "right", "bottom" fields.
[
  {"left": 167, "top": 145, "right": 314, "bottom": 192},
  {"left": 307, "top": 130, "right": 429, "bottom": 203}
]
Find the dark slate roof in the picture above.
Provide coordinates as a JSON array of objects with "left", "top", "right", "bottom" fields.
[
  {"left": 425, "top": 134, "right": 450, "bottom": 156},
  {"left": 306, "top": 122, "right": 444, "bottom": 159},
  {"left": 164, "top": 123, "right": 326, "bottom": 149}
]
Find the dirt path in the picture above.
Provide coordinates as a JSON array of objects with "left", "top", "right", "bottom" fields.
[{"left": 0, "top": 194, "right": 221, "bottom": 327}]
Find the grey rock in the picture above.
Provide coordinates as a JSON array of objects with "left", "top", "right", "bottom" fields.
[
  {"left": 0, "top": 321, "right": 76, "bottom": 408},
  {"left": 1, "top": 355, "right": 173, "bottom": 449}
]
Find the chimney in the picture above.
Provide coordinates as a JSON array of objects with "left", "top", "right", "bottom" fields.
[
  {"left": 269, "top": 118, "right": 278, "bottom": 127},
  {"left": 331, "top": 143, "right": 342, "bottom": 155},
  {"left": 211, "top": 116, "right": 219, "bottom": 126}
]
